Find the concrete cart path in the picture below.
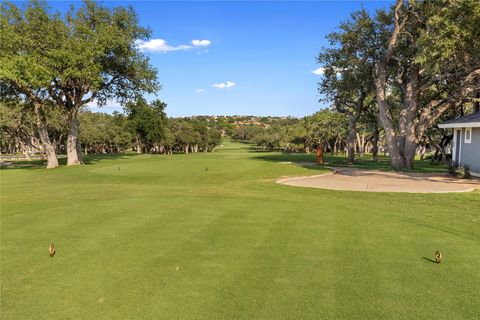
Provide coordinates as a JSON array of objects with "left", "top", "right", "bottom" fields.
[{"left": 276, "top": 167, "right": 480, "bottom": 193}]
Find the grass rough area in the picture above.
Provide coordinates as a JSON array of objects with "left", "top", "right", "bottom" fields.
[{"left": 1, "top": 141, "right": 479, "bottom": 319}]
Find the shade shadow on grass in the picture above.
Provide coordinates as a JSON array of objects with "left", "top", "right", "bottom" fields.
[
  {"left": 253, "top": 153, "right": 448, "bottom": 174},
  {"left": 422, "top": 256, "right": 439, "bottom": 264},
  {"left": 0, "top": 158, "right": 65, "bottom": 170},
  {"left": 0, "top": 153, "right": 143, "bottom": 170},
  {"left": 83, "top": 153, "right": 143, "bottom": 165}
]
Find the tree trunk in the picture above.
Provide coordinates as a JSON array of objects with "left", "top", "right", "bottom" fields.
[
  {"left": 371, "top": 128, "right": 379, "bottom": 162},
  {"left": 418, "top": 145, "right": 426, "bottom": 160},
  {"left": 372, "top": 0, "right": 408, "bottom": 170},
  {"left": 23, "top": 142, "right": 32, "bottom": 160},
  {"left": 34, "top": 104, "right": 58, "bottom": 169},
  {"left": 136, "top": 138, "right": 142, "bottom": 153},
  {"left": 374, "top": 66, "right": 406, "bottom": 170},
  {"left": 66, "top": 108, "right": 83, "bottom": 165},
  {"left": 356, "top": 133, "right": 366, "bottom": 157},
  {"left": 347, "top": 124, "right": 356, "bottom": 163},
  {"left": 427, "top": 132, "right": 452, "bottom": 163},
  {"left": 334, "top": 137, "right": 339, "bottom": 154},
  {"left": 475, "top": 92, "right": 480, "bottom": 112},
  {"left": 343, "top": 92, "right": 365, "bottom": 163},
  {"left": 403, "top": 137, "right": 417, "bottom": 169},
  {"left": 316, "top": 145, "right": 324, "bottom": 165},
  {"left": 400, "top": 67, "right": 421, "bottom": 168},
  {"left": 77, "top": 140, "right": 84, "bottom": 163}
]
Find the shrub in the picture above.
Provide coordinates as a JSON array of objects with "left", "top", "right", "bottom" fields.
[{"left": 457, "top": 165, "right": 471, "bottom": 179}]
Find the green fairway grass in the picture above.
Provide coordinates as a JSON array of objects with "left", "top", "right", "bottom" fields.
[{"left": 1, "top": 141, "right": 479, "bottom": 319}]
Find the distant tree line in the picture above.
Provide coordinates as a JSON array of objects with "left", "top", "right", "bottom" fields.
[
  {"left": 80, "top": 101, "right": 222, "bottom": 154},
  {"left": 0, "top": 98, "right": 222, "bottom": 157},
  {"left": 232, "top": 109, "right": 386, "bottom": 159}
]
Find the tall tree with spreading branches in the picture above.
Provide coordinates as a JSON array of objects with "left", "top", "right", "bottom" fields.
[
  {"left": 0, "top": 1, "right": 66, "bottom": 167},
  {"left": 373, "top": 0, "right": 480, "bottom": 169},
  {"left": 0, "top": 0, "right": 159, "bottom": 167},
  {"left": 317, "top": 9, "right": 376, "bottom": 163},
  {"left": 47, "top": 1, "right": 159, "bottom": 165}
]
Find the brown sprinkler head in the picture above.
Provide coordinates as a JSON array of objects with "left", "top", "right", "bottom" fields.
[{"left": 49, "top": 242, "right": 56, "bottom": 257}]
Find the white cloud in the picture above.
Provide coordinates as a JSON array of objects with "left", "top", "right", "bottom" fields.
[
  {"left": 136, "top": 38, "right": 211, "bottom": 53},
  {"left": 85, "top": 99, "right": 122, "bottom": 113},
  {"left": 195, "top": 89, "right": 206, "bottom": 93},
  {"left": 191, "top": 40, "right": 211, "bottom": 47},
  {"left": 212, "top": 81, "right": 236, "bottom": 89},
  {"left": 312, "top": 67, "right": 325, "bottom": 75}
]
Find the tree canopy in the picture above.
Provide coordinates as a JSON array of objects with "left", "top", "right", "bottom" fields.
[{"left": 0, "top": 0, "right": 159, "bottom": 166}]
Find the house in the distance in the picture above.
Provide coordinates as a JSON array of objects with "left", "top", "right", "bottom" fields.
[{"left": 438, "top": 111, "right": 480, "bottom": 177}]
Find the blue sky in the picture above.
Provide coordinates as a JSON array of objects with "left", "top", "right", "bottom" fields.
[{"left": 54, "top": 1, "right": 392, "bottom": 117}]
